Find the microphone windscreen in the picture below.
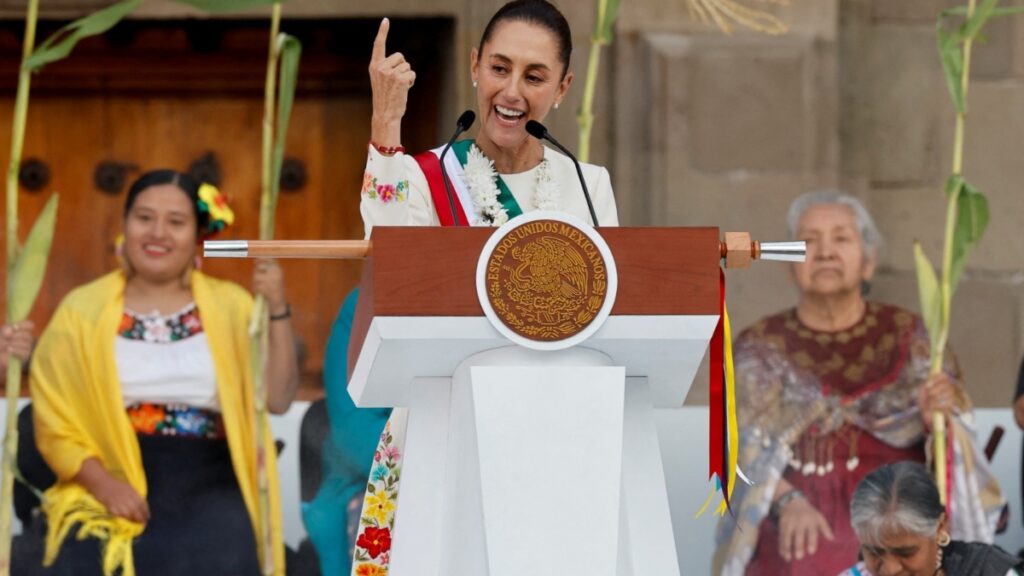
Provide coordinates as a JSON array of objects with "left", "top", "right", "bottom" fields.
[
  {"left": 525, "top": 120, "right": 547, "bottom": 139},
  {"left": 457, "top": 110, "right": 476, "bottom": 131}
]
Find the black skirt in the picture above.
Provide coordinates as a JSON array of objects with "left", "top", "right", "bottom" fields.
[{"left": 14, "top": 434, "right": 260, "bottom": 576}]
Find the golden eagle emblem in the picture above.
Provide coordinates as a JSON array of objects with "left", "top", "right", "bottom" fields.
[{"left": 485, "top": 219, "right": 608, "bottom": 342}]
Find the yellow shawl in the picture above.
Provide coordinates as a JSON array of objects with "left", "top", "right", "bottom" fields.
[{"left": 29, "top": 270, "right": 285, "bottom": 575}]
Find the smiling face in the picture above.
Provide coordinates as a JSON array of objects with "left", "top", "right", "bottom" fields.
[
  {"left": 792, "top": 203, "right": 875, "bottom": 300},
  {"left": 122, "top": 183, "right": 198, "bottom": 283},
  {"left": 860, "top": 528, "right": 942, "bottom": 576},
  {"left": 470, "top": 19, "right": 572, "bottom": 154}
]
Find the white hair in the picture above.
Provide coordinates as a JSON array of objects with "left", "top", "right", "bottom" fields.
[
  {"left": 850, "top": 462, "right": 945, "bottom": 546},
  {"left": 787, "top": 190, "right": 884, "bottom": 257}
]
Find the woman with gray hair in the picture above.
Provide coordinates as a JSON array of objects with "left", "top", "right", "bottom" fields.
[
  {"left": 840, "top": 462, "right": 1021, "bottom": 576},
  {"left": 713, "top": 191, "right": 1004, "bottom": 575}
]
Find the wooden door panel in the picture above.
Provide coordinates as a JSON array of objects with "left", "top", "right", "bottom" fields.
[
  {"left": 1, "top": 94, "right": 370, "bottom": 380},
  {"left": 0, "top": 18, "right": 447, "bottom": 388}
]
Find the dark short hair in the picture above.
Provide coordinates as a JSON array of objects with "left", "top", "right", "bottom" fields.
[
  {"left": 850, "top": 462, "right": 946, "bottom": 544},
  {"left": 123, "top": 169, "right": 209, "bottom": 236},
  {"left": 478, "top": 0, "right": 573, "bottom": 79}
]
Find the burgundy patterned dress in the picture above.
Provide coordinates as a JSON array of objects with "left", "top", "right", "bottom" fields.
[{"left": 712, "top": 302, "right": 1004, "bottom": 576}]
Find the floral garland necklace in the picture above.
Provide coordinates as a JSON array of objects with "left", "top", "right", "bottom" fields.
[{"left": 462, "top": 143, "right": 560, "bottom": 226}]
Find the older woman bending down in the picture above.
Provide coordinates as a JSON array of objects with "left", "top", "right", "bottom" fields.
[
  {"left": 841, "top": 461, "right": 1022, "bottom": 576},
  {"left": 713, "top": 191, "right": 1004, "bottom": 576}
]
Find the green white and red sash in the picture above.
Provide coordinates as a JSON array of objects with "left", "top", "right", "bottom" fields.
[{"left": 413, "top": 140, "right": 523, "bottom": 226}]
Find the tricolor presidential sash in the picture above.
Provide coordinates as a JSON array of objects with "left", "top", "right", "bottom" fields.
[{"left": 413, "top": 140, "right": 524, "bottom": 226}]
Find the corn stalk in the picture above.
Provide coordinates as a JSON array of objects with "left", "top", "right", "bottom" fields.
[
  {"left": 249, "top": 4, "right": 300, "bottom": 573},
  {"left": 248, "top": 7, "right": 281, "bottom": 572},
  {"left": 577, "top": 0, "right": 620, "bottom": 163},
  {"left": 914, "top": 0, "right": 1024, "bottom": 502},
  {"left": 0, "top": 5, "right": 39, "bottom": 569},
  {"left": 0, "top": 0, "right": 63, "bottom": 572}
]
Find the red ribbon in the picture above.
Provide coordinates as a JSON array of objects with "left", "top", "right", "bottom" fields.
[
  {"left": 945, "top": 415, "right": 954, "bottom": 522},
  {"left": 709, "top": 270, "right": 726, "bottom": 484},
  {"left": 414, "top": 151, "right": 469, "bottom": 227}
]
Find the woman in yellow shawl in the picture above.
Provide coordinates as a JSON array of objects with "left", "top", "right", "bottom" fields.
[{"left": 25, "top": 169, "right": 297, "bottom": 575}]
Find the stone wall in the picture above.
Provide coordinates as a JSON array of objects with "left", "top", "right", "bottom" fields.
[{"left": 3, "top": 0, "right": 1021, "bottom": 406}]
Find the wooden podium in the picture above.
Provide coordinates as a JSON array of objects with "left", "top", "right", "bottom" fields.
[
  {"left": 205, "top": 223, "right": 800, "bottom": 576},
  {"left": 347, "top": 226, "right": 718, "bottom": 576}
]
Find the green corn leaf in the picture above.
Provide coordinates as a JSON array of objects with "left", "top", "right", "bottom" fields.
[
  {"left": 944, "top": 173, "right": 964, "bottom": 197},
  {"left": 937, "top": 25, "right": 965, "bottom": 113},
  {"left": 957, "top": 181, "right": 989, "bottom": 244},
  {"left": 986, "top": 6, "right": 1024, "bottom": 18},
  {"left": 268, "top": 33, "right": 302, "bottom": 223},
  {"left": 961, "top": 0, "right": 1001, "bottom": 41},
  {"left": 8, "top": 194, "right": 58, "bottom": 322},
  {"left": 949, "top": 181, "right": 989, "bottom": 294},
  {"left": 595, "top": 0, "right": 623, "bottom": 44},
  {"left": 913, "top": 242, "right": 941, "bottom": 346},
  {"left": 173, "top": 0, "right": 285, "bottom": 12},
  {"left": 944, "top": 5, "right": 1024, "bottom": 18},
  {"left": 24, "top": 0, "right": 142, "bottom": 71}
]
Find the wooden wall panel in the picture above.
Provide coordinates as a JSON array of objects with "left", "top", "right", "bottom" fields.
[{"left": 0, "top": 18, "right": 448, "bottom": 388}]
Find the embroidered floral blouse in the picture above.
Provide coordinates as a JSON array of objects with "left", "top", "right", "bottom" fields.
[
  {"left": 115, "top": 303, "right": 220, "bottom": 411},
  {"left": 357, "top": 142, "right": 619, "bottom": 235}
]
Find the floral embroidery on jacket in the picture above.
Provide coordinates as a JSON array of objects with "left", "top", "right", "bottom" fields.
[
  {"left": 361, "top": 171, "right": 408, "bottom": 205},
  {"left": 352, "top": 420, "right": 402, "bottom": 574}
]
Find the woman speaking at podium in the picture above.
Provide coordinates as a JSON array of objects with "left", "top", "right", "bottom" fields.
[
  {"left": 358, "top": 0, "right": 618, "bottom": 231},
  {"left": 346, "top": 1, "right": 619, "bottom": 574}
]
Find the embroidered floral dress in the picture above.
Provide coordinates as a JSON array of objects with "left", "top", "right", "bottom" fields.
[
  {"left": 713, "top": 303, "right": 1005, "bottom": 576},
  {"left": 117, "top": 303, "right": 225, "bottom": 438}
]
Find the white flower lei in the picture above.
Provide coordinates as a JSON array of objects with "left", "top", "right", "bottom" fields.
[{"left": 463, "top": 144, "right": 561, "bottom": 226}]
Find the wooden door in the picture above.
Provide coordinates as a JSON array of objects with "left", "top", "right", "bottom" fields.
[{"left": 0, "top": 18, "right": 450, "bottom": 391}]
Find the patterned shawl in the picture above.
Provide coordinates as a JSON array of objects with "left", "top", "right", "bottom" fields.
[{"left": 713, "top": 302, "right": 1004, "bottom": 575}]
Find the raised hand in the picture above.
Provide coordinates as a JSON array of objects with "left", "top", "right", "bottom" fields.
[{"left": 369, "top": 18, "right": 416, "bottom": 149}]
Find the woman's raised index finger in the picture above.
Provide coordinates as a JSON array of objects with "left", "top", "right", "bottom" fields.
[{"left": 372, "top": 18, "right": 390, "bottom": 62}]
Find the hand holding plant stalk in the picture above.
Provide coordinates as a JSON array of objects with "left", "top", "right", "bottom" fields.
[
  {"left": 913, "top": 0, "right": 1024, "bottom": 503},
  {"left": 0, "top": 0, "right": 61, "bottom": 572}
]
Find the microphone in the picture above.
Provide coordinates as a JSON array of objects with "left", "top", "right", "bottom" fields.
[
  {"left": 525, "top": 119, "right": 599, "bottom": 227},
  {"left": 438, "top": 110, "right": 476, "bottom": 227}
]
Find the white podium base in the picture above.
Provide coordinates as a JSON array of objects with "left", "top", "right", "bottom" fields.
[{"left": 387, "top": 346, "right": 680, "bottom": 576}]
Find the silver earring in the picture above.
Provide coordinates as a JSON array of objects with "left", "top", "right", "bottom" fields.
[
  {"left": 935, "top": 531, "right": 950, "bottom": 570},
  {"left": 554, "top": 102, "right": 560, "bottom": 109},
  {"left": 472, "top": 81, "right": 477, "bottom": 88}
]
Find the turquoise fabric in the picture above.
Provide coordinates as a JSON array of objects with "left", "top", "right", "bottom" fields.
[{"left": 301, "top": 289, "right": 390, "bottom": 575}]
